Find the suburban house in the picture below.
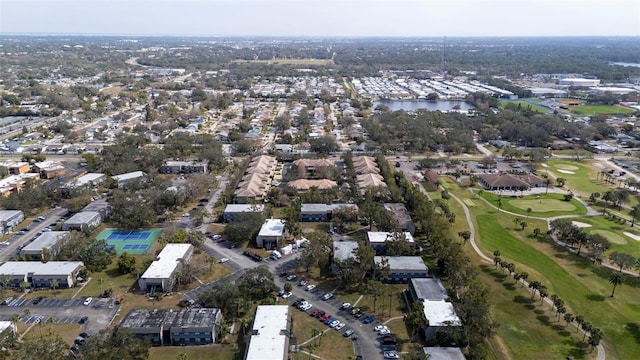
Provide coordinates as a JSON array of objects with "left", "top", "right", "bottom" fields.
[
  {"left": 62, "top": 211, "right": 102, "bottom": 231},
  {"left": 366, "top": 231, "right": 415, "bottom": 254},
  {"left": 287, "top": 179, "right": 337, "bottom": 192},
  {"left": 300, "top": 203, "right": 359, "bottom": 222},
  {"left": 119, "top": 308, "right": 223, "bottom": 346},
  {"left": 244, "top": 305, "right": 291, "bottom": 360},
  {"left": 353, "top": 156, "right": 380, "bottom": 174},
  {"left": 222, "top": 204, "right": 265, "bottom": 222},
  {"left": 292, "top": 158, "right": 335, "bottom": 178},
  {"left": 159, "top": 160, "right": 208, "bottom": 174},
  {"left": 374, "top": 256, "right": 429, "bottom": 283},
  {"left": 20, "top": 231, "right": 69, "bottom": 260},
  {"left": 138, "top": 243, "right": 194, "bottom": 293},
  {"left": 112, "top": 171, "right": 148, "bottom": 188},
  {"left": 478, "top": 173, "right": 546, "bottom": 191},
  {"left": 0, "top": 261, "right": 84, "bottom": 288},
  {"left": 383, "top": 203, "right": 416, "bottom": 235},
  {"left": 256, "top": 219, "right": 285, "bottom": 249},
  {"left": 0, "top": 210, "right": 24, "bottom": 233}
]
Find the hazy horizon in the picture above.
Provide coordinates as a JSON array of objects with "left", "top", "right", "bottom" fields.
[{"left": 1, "top": 0, "right": 639, "bottom": 38}]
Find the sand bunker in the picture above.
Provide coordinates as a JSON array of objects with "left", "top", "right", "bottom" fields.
[
  {"left": 571, "top": 221, "right": 592, "bottom": 228},
  {"left": 541, "top": 164, "right": 548, "bottom": 168},
  {"left": 623, "top": 232, "right": 640, "bottom": 242},
  {"left": 557, "top": 169, "right": 575, "bottom": 174}
]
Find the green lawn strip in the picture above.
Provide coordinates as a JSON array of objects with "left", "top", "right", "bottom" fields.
[
  {"left": 563, "top": 216, "right": 640, "bottom": 259},
  {"left": 347, "top": 284, "right": 408, "bottom": 322},
  {"left": 290, "top": 310, "right": 353, "bottom": 360},
  {"left": 545, "top": 160, "right": 612, "bottom": 196},
  {"left": 479, "top": 191, "right": 587, "bottom": 217},
  {"left": 474, "top": 213, "right": 639, "bottom": 360},
  {"left": 477, "top": 265, "right": 591, "bottom": 360},
  {"left": 383, "top": 318, "right": 411, "bottom": 352},
  {"left": 149, "top": 344, "right": 240, "bottom": 360},
  {"left": 500, "top": 100, "right": 549, "bottom": 113},
  {"left": 76, "top": 259, "right": 149, "bottom": 298},
  {"left": 572, "top": 105, "right": 636, "bottom": 116}
]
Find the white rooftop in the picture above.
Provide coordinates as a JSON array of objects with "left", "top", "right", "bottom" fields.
[
  {"left": 223, "top": 204, "right": 265, "bottom": 213},
  {"left": 21, "top": 231, "right": 68, "bottom": 252},
  {"left": 112, "top": 171, "right": 146, "bottom": 182},
  {"left": 367, "top": 232, "right": 414, "bottom": 244},
  {"left": 333, "top": 241, "right": 359, "bottom": 261},
  {"left": 64, "top": 211, "right": 100, "bottom": 224},
  {"left": 0, "top": 210, "right": 23, "bottom": 223},
  {"left": 258, "top": 219, "right": 285, "bottom": 237},
  {"left": 422, "top": 300, "right": 462, "bottom": 327},
  {"left": 0, "top": 261, "right": 83, "bottom": 276},
  {"left": 68, "top": 173, "right": 104, "bottom": 187},
  {"left": 141, "top": 244, "right": 193, "bottom": 280},
  {"left": 245, "top": 305, "right": 290, "bottom": 360},
  {"left": 374, "top": 256, "right": 428, "bottom": 271}
]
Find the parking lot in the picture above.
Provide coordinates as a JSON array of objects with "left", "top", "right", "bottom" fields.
[{"left": 0, "top": 296, "right": 119, "bottom": 333}]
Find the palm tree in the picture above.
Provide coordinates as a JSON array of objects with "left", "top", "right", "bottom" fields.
[
  {"left": 520, "top": 221, "right": 527, "bottom": 231},
  {"left": 513, "top": 217, "right": 521, "bottom": 229},
  {"left": 528, "top": 280, "right": 541, "bottom": 299},
  {"left": 457, "top": 231, "right": 471, "bottom": 245},
  {"left": 575, "top": 315, "right": 584, "bottom": 333},
  {"left": 49, "top": 279, "right": 59, "bottom": 294},
  {"left": 630, "top": 205, "right": 640, "bottom": 227},
  {"left": 609, "top": 273, "right": 622, "bottom": 297},
  {"left": 493, "top": 250, "right": 501, "bottom": 268},
  {"left": 526, "top": 207, "right": 532, "bottom": 219},
  {"left": 602, "top": 191, "right": 614, "bottom": 215},
  {"left": 518, "top": 272, "right": 528, "bottom": 287},
  {"left": 10, "top": 314, "right": 19, "bottom": 336},
  {"left": 539, "top": 286, "right": 548, "bottom": 305},
  {"left": 582, "top": 321, "right": 592, "bottom": 342},
  {"left": 497, "top": 196, "right": 503, "bottom": 212},
  {"left": 564, "top": 313, "right": 575, "bottom": 327}
]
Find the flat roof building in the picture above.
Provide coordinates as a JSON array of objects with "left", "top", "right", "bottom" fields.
[
  {"left": 408, "top": 278, "right": 449, "bottom": 302},
  {"left": 0, "top": 210, "right": 24, "bottom": 233},
  {"left": 160, "top": 160, "right": 208, "bottom": 174},
  {"left": 66, "top": 173, "right": 105, "bottom": 188},
  {"left": 300, "top": 203, "right": 359, "bottom": 222},
  {"left": 112, "top": 171, "right": 147, "bottom": 188},
  {"left": 62, "top": 211, "right": 102, "bottom": 231},
  {"left": 119, "top": 308, "right": 222, "bottom": 346},
  {"left": 20, "top": 231, "right": 68, "bottom": 260},
  {"left": 422, "top": 347, "right": 466, "bottom": 360},
  {"left": 139, "top": 244, "right": 194, "bottom": 293},
  {"left": 374, "top": 256, "right": 428, "bottom": 283},
  {"left": 222, "top": 204, "right": 265, "bottom": 222},
  {"left": 244, "top": 305, "right": 291, "bottom": 360},
  {"left": 422, "top": 300, "right": 462, "bottom": 341},
  {"left": 0, "top": 261, "right": 83, "bottom": 288},
  {"left": 366, "top": 231, "right": 415, "bottom": 254},
  {"left": 256, "top": 219, "right": 285, "bottom": 250},
  {"left": 383, "top": 203, "right": 415, "bottom": 235}
]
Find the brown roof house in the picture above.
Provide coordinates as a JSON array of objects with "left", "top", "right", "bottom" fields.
[{"left": 479, "top": 173, "right": 546, "bottom": 191}]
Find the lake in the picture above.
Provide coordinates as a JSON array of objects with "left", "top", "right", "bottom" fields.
[{"left": 373, "top": 100, "right": 474, "bottom": 112}]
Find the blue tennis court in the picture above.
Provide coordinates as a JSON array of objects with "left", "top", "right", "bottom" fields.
[{"left": 97, "top": 228, "right": 162, "bottom": 255}]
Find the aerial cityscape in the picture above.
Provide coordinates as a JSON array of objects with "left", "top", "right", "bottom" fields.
[{"left": 0, "top": 1, "right": 639, "bottom": 360}]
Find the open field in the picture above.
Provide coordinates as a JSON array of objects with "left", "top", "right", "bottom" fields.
[
  {"left": 231, "top": 58, "right": 334, "bottom": 66},
  {"left": 149, "top": 344, "right": 240, "bottom": 360},
  {"left": 500, "top": 100, "right": 549, "bottom": 113},
  {"left": 571, "top": 105, "right": 636, "bottom": 116},
  {"left": 22, "top": 323, "right": 84, "bottom": 347},
  {"left": 480, "top": 191, "right": 587, "bottom": 217}
]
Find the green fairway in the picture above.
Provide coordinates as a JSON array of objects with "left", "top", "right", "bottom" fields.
[
  {"left": 480, "top": 192, "right": 587, "bottom": 217},
  {"left": 545, "top": 160, "right": 612, "bottom": 196},
  {"left": 510, "top": 199, "right": 577, "bottom": 212},
  {"left": 473, "top": 213, "right": 640, "bottom": 360},
  {"left": 589, "top": 229, "right": 628, "bottom": 245},
  {"left": 572, "top": 105, "right": 636, "bottom": 116},
  {"left": 565, "top": 216, "right": 640, "bottom": 258}
]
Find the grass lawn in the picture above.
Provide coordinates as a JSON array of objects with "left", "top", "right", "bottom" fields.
[
  {"left": 473, "top": 212, "right": 640, "bottom": 360},
  {"left": 480, "top": 191, "right": 587, "bottom": 217},
  {"left": 22, "top": 323, "right": 83, "bottom": 347},
  {"left": 290, "top": 309, "right": 354, "bottom": 360},
  {"left": 544, "top": 159, "right": 613, "bottom": 196},
  {"left": 500, "top": 100, "right": 549, "bottom": 113},
  {"left": 347, "top": 284, "right": 408, "bottom": 322},
  {"left": 149, "top": 344, "right": 241, "bottom": 360},
  {"left": 384, "top": 318, "right": 412, "bottom": 352},
  {"left": 571, "top": 105, "right": 636, "bottom": 116}
]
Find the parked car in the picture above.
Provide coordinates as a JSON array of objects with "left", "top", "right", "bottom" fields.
[
  {"left": 212, "top": 234, "right": 222, "bottom": 240},
  {"left": 322, "top": 293, "right": 333, "bottom": 300},
  {"left": 83, "top": 297, "right": 93, "bottom": 306},
  {"left": 286, "top": 275, "right": 297, "bottom": 281},
  {"left": 79, "top": 316, "right": 88, "bottom": 324},
  {"left": 350, "top": 307, "right": 361, "bottom": 315},
  {"left": 282, "top": 292, "right": 292, "bottom": 299},
  {"left": 305, "top": 284, "right": 316, "bottom": 291},
  {"left": 298, "top": 280, "right": 308, "bottom": 286},
  {"left": 384, "top": 351, "right": 400, "bottom": 359},
  {"left": 335, "top": 322, "right": 346, "bottom": 330},
  {"left": 375, "top": 324, "right": 388, "bottom": 332},
  {"left": 340, "top": 302, "right": 351, "bottom": 310},
  {"left": 310, "top": 309, "right": 321, "bottom": 317},
  {"left": 363, "top": 316, "right": 375, "bottom": 324},
  {"left": 218, "top": 258, "right": 229, "bottom": 263},
  {"left": 116, "top": 297, "right": 124, "bottom": 305},
  {"left": 316, "top": 311, "right": 326, "bottom": 319},
  {"left": 2, "top": 297, "right": 14, "bottom": 305},
  {"left": 343, "top": 329, "right": 355, "bottom": 337}
]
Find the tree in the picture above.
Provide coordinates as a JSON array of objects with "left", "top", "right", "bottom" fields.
[
  {"left": 609, "top": 251, "right": 636, "bottom": 272},
  {"left": 457, "top": 231, "right": 471, "bottom": 245},
  {"left": 588, "top": 328, "right": 603, "bottom": 350},
  {"left": 16, "top": 331, "right": 68, "bottom": 360},
  {"left": 49, "top": 279, "right": 59, "bottom": 294},
  {"left": 609, "top": 273, "right": 622, "bottom": 297},
  {"left": 575, "top": 315, "right": 585, "bottom": 333},
  {"left": 528, "top": 280, "right": 541, "bottom": 299},
  {"left": 222, "top": 212, "right": 266, "bottom": 247},
  {"left": 630, "top": 205, "right": 640, "bottom": 227},
  {"left": 236, "top": 266, "right": 278, "bottom": 300},
  {"left": 405, "top": 302, "right": 429, "bottom": 340},
  {"left": 564, "top": 313, "right": 575, "bottom": 327},
  {"left": 520, "top": 221, "right": 527, "bottom": 231},
  {"left": 518, "top": 272, "right": 528, "bottom": 287},
  {"left": 602, "top": 190, "right": 614, "bottom": 214},
  {"left": 493, "top": 250, "right": 501, "bottom": 268},
  {"left": 117, "top": 252, "right": 137, "bottom": 274},
  {"left": 526, "top": 207, "right": 532, "bottom": 219},
  {"left": 76, "top": 329, "right": 151, "bottom": 360},
  {"left": 496, "top": 196, "right": 503, "bottom": 212},
  {"left": 283, "top": 282, "right": 292, "bottom": 292}
]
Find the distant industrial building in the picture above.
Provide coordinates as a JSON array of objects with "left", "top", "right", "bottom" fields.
[
  {"left": 256, "top": 219, "right": 285, "bottom": 250},
  {"left": 0, "top": 210, "right": 24, "bottom": 233},
  {"left": 558, "top": 78, "right": 600, "bottom": 87},
  {"left": 138, "top": 244, "right": 194, "bottom": 293},
  {"left": 0, "top": 261, "right": 83, "bottom": 288},
  {"left": 62, "top": 211, "right": 102, "bottom": 231},
  {"left": 244, "top": 305, "right": 291, "bottom": 360},
  {"left": 374, "top": 256, "right": 428, "bottom": 283},
  {"left": 366, "top": 231, "right": 415, "bottom": 254},
  {"left": 119, "top": 308, "right": 222, "bottom": 346},
  {"left": 20, "top": 231, "right": 69, "bottom": 260},
  {"left": 159, "top": 160, "right": 208, "bottom": 174},
  {"left": 222, "top": 204, "right": 265, "bottom": 222},
  {"left": 112, "top": 171, "right": 148, "bottom": 188}
]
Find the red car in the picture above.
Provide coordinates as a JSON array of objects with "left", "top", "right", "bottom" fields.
[
  {"left": 310, "top": 309, "right": 321, "bottom": 317},
  {"left": 320, "top": 314, "right": 331, "bottom": 322}
]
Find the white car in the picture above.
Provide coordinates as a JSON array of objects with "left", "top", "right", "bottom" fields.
[
  {"left": 218, "top": 258, "right": 229, "bottom": 263},
  {"left": 83, "top": 297, "right": 93, "bottom": 306},
  {"left": 212, "top": 234, "right": 222, "bottom": 240},
  {"left": 341, "top": 302, "right": 351, "bottom": 309},
  {"left": 322, "top": 293, "right": 334, "bottom": 300},
  {"left": 375, "top": 324, "right": 389, "bottom": 332},
  {"left": 329, "top": 320, "right": 340, "bottom": 327},
  {"left": 378, "top": 329, "right": 391, "bottom": 336},
  {"left": 335, "top": 322, "right": 346, "bottom": 330},
  {"left": 384, "top": 351, "right": 399, "bottom": 359},
  {"left": 282, "top": 292, "right": 292, "bottom": 299},
  {"left": 301, "top": 303, "right": 313, "bottom": 311},
  {"left": 305, "top": 284, "right": 316, "bottom": 291}
]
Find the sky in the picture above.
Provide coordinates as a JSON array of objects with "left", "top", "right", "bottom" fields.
[{"left": 1, "top": 0, "right": 639, "bottom": 37}]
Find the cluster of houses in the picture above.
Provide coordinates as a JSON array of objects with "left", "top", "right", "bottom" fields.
[
  {"left": 354, "top": 156, "right": 387, "bottom": 193},
  {"left": 234, "top": 155, "right": 278, "bottom": 203}
]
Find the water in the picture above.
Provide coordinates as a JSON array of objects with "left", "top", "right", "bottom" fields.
[
  {"left": 373, "top": 100, "right": 475, "bottom": 112},
  {"left": 610, "top": 62, "right": 640, "bottom": 68}
]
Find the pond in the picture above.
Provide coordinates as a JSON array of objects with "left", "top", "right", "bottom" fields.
[{"left": 373, "top": 100, "right": 474, "bottom": 112}]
